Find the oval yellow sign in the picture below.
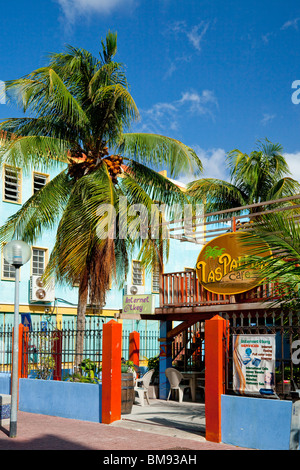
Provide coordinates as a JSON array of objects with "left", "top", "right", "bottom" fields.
[{"left": 196, "top": 232, "right": 272, "bottom": 295}]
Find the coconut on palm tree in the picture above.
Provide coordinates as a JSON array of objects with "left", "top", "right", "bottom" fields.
[
  {"left": 187, "top": 139, "right": 300, "bottom": 218},
  {"left": 0, "top": 31, "right": 202, "bottom": 364}
]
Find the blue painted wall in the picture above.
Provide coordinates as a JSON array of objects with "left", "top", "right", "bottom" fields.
[
  {"left": 19, "top": 378, "right": 102, "bottom": 423},
  {"left": 221, "top": 395, "right": 293, "bottom": 450},
  {"left": 0, "top": 373, "right": 11, "bottom": 394}
]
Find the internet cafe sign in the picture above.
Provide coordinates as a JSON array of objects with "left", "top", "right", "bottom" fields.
[
  {"left": 196, "top": 232, "right": 271, "bottom": 295},
  {"left": 233, "top": 334, "right": 276, "bottom": 396},
  {"left": 123, "top": 294, "right": 155, "bottom": 315}
]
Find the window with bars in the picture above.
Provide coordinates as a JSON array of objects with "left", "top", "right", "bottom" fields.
[
  {"left": 132, "top": 260, "right": 144, "bottom": 286},
  {"left": 3, "top": 166, "right": 21, "bottom": 203},
  {"left": 2, "top": 259, "right": 15, "bottom": 279},
  {"left": 32, "top": 248, "right": 46, "bottom": 276},
  {"left": 33, "top": 172, "right": 48, "bottom": 193},
  {"left": 152, "top": 263, "right": 160, "bottom": 293}
]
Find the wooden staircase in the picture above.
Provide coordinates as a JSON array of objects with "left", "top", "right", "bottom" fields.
[{"left": 171, "top": 322, "right": 205, "bottom": 371}]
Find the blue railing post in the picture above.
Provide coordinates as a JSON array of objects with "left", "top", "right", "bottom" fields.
[{"left": 159, "top": 321, "right": 172, "bottom": 399}]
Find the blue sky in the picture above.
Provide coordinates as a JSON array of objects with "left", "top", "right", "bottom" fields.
[{"left": 1, "top": 0, "right": 300, "bottom": 182}]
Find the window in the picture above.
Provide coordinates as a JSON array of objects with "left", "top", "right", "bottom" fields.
[
  {"left": 33, "top": 172, "right": 49, "bottom": 193},
  {"left": 132, "top": 260, "right": 144, "bottom": 286},
  {"left": 2, "top": 259, "right": 15, "bottom": 280},
  {"left": 32, "top": 248, "right": 47, "bottom": 276},
  {"left": 152, "top": 263, "right": 160, "bottom": 293},
  {"left": 3, "top": 165, "right": 21, "bottom": 203},
  {"left": 1, "top": 243, "right": 16, "bottom": 280}
]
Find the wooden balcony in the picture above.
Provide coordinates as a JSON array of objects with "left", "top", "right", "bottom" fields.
[
  {"left": 121, "top": 195, "right": 300, "bottom": 322},
  {"left": 155, "top": 270, "right": 280, "bottom": 320}
]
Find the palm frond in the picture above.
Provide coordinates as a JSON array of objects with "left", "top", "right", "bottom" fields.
[
  {"left": 0, "top": 169, "right": 71, "bottom": 244},
  {"left": 118, "top": 133, "right": 202, "bottom": 178},
  {"left": 121, "top": 159, "right": 189, "bottom": 206},
  {"left": 187, "top": 178, "right": 247, "bottom": 217},
  {"left": 0, "top": 134, "right": 69, "bottom": 169},
  {"left": 137, "top": 235, "right": 169, "bottom": 275},
  {"left": 100, "top": 30, "right": 118, "bottom": 64},
  {"left": 3, "top": 67, "right": 90, "bottom": 132},
  {"left": 88, "top": 62, "right": 127, "bottom": 95},
  {"left": 44, "top": 166, "right": 117, "bottom": 285},
  {"left": 227, "top": 139, "right": 291, "bottom": 189},
  {"left": 237, "top": 212, "right": 300, "bottom": 285},
  {"left": 92, "top": 84, "right": 139, "bottom": 144},
  {"left": 268, "top": 178, "right": 300, "bottom": 200}
]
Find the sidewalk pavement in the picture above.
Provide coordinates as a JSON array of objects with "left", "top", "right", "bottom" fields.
[{"left": 0, "top": 400, "right": 251, "bottom": 451}]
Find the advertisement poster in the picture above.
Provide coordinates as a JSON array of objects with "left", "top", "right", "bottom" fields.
[{"left": 233, "top": 334, "right": 276, "bottom": 396}]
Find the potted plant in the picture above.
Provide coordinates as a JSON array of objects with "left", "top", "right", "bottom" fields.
[
  {"left": 121, "top": 359, "right": 135, "bottom": 414},
  {"left": 64, "top": 359, "right": 100, "bottom": 383},
  {"left": 147, "top": 355, "right": 159, "bottom": 399},
  {"left": 121, "top": 359, "right": 135, "bottom": 374}
]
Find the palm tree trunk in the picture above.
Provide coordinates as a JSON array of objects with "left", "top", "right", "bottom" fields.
[{"left": 75, "top": 269, "right": 89, "bottom": 372}]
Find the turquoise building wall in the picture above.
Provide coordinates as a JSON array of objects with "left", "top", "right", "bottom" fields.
[
  {"left": 0, "top": 163, "right": 79, "bottom": 326},
  {"left": 0, "top": 162, "right": 203, "bottom": 355}
]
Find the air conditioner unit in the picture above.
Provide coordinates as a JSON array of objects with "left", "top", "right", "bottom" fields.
[
  {"left": 123, "top": 284, "right": 145, "bottom": 295},
  {"left": 30, "top": 276, "right": 55, "bottom": 302}
]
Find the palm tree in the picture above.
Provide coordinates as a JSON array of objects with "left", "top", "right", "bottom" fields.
[
  {"left": 237, "top": 211, "right": 300, "bottom": 309},
  {"left": 187, "top": 139, "right": 300, "bottom": 217},
  {"left": 0, "top": 31, "right": 202, "bottom": 364}
]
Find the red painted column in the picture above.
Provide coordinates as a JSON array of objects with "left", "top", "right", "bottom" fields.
[
  {"left": 102, "top": 320, "right": 122, "bottom": 424},
  {"left": 52, "top": 330, "right": 62, "bottom": 381},
  {"left": 205, "top": 315, "right": 229, "bottom": 443},
  {"left": 20, "top": 324, "right": 29, "bottom": 379},
  {"left": 11, "top": 324, "right": 29, "bottom": 407},
  {"left": 129, "top": 331, "right": 140, "bottom": 368},
  {"left": 12, "top": 324, "right": 29, "bottom": 381}
]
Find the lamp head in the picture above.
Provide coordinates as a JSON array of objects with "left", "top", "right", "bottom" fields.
[{"left": 3, "top": 240, "right": 31, "bottom": 267}]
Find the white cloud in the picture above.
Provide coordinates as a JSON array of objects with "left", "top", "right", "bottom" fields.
[
  {"left": 137, "top": 90, "right": 218, "bottom": 134},
  {"left": 194, "top": 147, "right": 228, "bottom": 180},
  {"left": 163, "top": 20, "right": 211, "bottom": 78},
  {"left": 164, "top": 55, "right": 192, "bottom": 79},
  {"left": 283, "top": 152, "right": 300, "bottom": 182},
  {"left": 178, "top": 90, "right": 218, "bottom": 115},
  {"left": 261, "top": 113, "right": 276, "bottom": 126},
  {"left": 260, "top": 18, "right": 299, "bottom": 47},
  {"left": 262, "top": 32, "right": 274, "bottom": 44},
  {"left": 141, "top": 102, "right": 179, "bottom": 133},
  {"left": 281, "top": 18, "right": 300, "bottom": 30},
  {"left": 186, "top": 21, "right": 210, "bottom": 51},
  {"left": 168, "top": 20, "right": 211, "bottom": 52},
  {"left": 176, "top": 147, "right": 228, "bottom": 185},
  {"left": 56, "top": 0, "right": 135, "bottom": 22}
]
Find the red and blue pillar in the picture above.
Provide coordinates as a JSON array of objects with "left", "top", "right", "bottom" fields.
[{"left": 205, "top": 314, "right": 229, "bottom": 442}]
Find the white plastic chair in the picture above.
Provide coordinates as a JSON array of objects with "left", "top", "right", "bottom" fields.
[
  {"left": 165, "top": 367, "right": 191, "bottom": 403},
  {"left": 134, "top": 369, "right": 154, "bottom": 406}
]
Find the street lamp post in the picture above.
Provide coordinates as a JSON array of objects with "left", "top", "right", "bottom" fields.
[{"left": 3, "top": 240, "right": 31, "bottom": 438}]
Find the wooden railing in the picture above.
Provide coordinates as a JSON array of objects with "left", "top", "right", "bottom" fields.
[
  {"left": 160, "top": 270, "right": 278, "bottom": 308},
  {"left": 172, "top": 320, "right": 205, "bottom": 371}
]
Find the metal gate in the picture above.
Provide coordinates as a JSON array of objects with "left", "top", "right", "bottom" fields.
[{"left": 223, "top": 310, "right": 300, "bottom": 399}]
